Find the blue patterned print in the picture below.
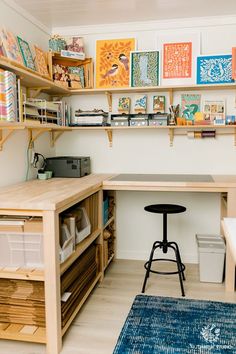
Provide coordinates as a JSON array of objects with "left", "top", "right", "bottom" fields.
[{"left": 197, "top": 55, "right": 234, "bottom": 84}]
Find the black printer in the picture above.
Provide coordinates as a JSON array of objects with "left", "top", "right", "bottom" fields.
[{"left": 44, "top": 156, "right": 91, "bottom": 178}]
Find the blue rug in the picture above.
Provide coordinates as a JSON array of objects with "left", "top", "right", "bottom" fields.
[{"left": 113, "top": 295, "right": 236, "bottom": 353}]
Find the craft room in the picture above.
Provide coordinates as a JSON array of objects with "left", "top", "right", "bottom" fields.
[{"left": 0, "top": 0, "right": 236, "bottom": 353}]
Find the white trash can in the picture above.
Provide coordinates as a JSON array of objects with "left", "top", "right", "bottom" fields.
[{"left": 196, "top": 235, "right": 225, "bottom": 283}]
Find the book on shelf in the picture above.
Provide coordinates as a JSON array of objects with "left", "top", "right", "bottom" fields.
[
  {"left": 61, "top": 50, "right": 85, "bottom": 60},
  {"left": 0, "top": 69, "right": 18, "bottom": 122}
]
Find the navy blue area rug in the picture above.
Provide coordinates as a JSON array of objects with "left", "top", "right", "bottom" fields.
[{"left": 113, "top": 295, "right": 236, "bottom": 353}]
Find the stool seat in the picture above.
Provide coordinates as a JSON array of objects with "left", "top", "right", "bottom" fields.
[
  {"left": 144, "top": 204, "right": 186, "bottom": 214},
  {"left": 142, "top": 203, "right": 186, "bottom": 296}
]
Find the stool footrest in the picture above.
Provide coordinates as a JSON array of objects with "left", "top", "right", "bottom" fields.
[{"left": 144, "top": 258, "right": 186, "bottom": 275}]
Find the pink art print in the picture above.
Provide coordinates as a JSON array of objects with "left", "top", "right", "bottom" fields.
[{"left": 163, "top": 42, "right": 192, "bottom": 79}]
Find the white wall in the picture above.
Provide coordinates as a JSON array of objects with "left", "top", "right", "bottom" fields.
[
  {"left": 54, "top": 16, "right": 236, "bottom": 263},
  {"left": 0, "top": 0, "right": 54, "bottom": 187}
]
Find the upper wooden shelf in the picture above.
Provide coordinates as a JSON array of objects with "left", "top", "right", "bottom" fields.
[
  {"left": 69, "top": 83, "right": 236, "bottom": 95},
  {"left": 0, "top": 56, "right": 70, "bottom": 95}
]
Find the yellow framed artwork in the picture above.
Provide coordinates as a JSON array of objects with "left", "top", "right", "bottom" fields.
[{"left": 96, "top": 38, "right": 135, "bottom": 89}]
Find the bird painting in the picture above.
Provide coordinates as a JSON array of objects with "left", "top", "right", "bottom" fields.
[
  {"left": 119, "top": 53, "right": 129, "bottom": 71},
  {"left": 103, "top": 64, "right": 119, "bottom": 79}
]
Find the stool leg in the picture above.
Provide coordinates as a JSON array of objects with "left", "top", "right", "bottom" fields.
[
  {"left": 141, "top": 243, "right": 156, "bottom": 293},
  {"left": 170, "top": 241, "right": 185, "bottom": 281},
  {"left": 170, "top": 245, "right": 185, "bottom": 297}
]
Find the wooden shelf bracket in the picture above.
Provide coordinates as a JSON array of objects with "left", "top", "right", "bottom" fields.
[
  {"left": 105, "top": 92, "right": 112, "bottom": 112},
  {"left": 168, "top": 127, "right": 174, "bottom": 147},
  {"left": 0, "top": 129, "right": 14, "bottom": 151},
  {"left": 105, "top": 128, "right": 113, "bottom": 147},
  {"left": 28, "top": 128, "right": 51, "bottom": 148},
  {"left": 168, "top": 88, "right": 174, "bottom": 106},
  {"left": 50, "top": 131, "right": 64, "bottom": 147}
]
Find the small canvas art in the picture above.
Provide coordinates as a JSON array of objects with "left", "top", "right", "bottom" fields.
[
  {"left": 34, "top": 46, "right": 49, "bottom": 77},
  {"left": 163, "top": 42, "right": 192, "bottom": 79},
  {"left": 134, "top": 95, "right": 147, "bottom": 113},
  {"left": 203, "top": 100, "right": 225, "bottom": 125},
  {"left": 197, "top": 55, "right": 233, "bottom": 84},
  {"left": 65, "top": 37, "right": 84, "bottom": 53},
  {"left": 0, "top": 28, "right": 23, "bottom": 64},
  {"left": 17, "top": 37, "right": 35, "bottom": 71},
  {"left": 96, "top": 38, "right": 135, "bottom": 89},
  {"left": 118, "top": 97, "right": 131, "bottom": 114},
  {"left": 153, "top": 96, "right": 165, "bottom": 113},
  {"left": 181, "top": 94, "right": 201, "bottom": 122},
  {"left": 130, "top": 51, "right": 159, "bottom": 87}
]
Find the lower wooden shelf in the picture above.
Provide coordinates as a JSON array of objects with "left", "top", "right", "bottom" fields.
[
  {"left": 60, "top": 229, "right": 101, "bottom": 275},
  {"left": 61, "top": 272, "right": 102, "bottom": 336},
  {"left": 0, "top": 267, "right": 44, "bottom": 281},
  {"left": 0, "top": 323, "right": 46, "bottom": 343}
]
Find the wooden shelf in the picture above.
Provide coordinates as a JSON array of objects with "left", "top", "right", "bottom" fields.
[
  {"left": 68, "top": 125, "right": 236, "bottom": 147},
  {"left": 60, "top": 229, "right": 101, "bottom": 275},
  {"left": 103, "top": 215, "right": 114, "bottom": 230},
  {"left": 0, "top": 56, "right": 69, "bottom": 95},
  {"left": 0, "top": 323, "right": 46, "bottom": 343},
  {"left": 61, "top": 272, "right": 102, "bottom": 336},
  {"left": 0, "top": 267, "right": 44, "bottom": 281},
  {"left": 70, "top": 82, "right": 236, "bottom": 95}
]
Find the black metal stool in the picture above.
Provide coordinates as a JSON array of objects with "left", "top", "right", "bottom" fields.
[{"left": 141, "top": 204, "right": 186, "bottom": 296}]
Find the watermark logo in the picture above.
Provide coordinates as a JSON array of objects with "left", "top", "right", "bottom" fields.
[{"left": 201, "top": 324, "right": 220, "bottom": 343}]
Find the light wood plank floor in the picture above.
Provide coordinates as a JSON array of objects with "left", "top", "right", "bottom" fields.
[{"left": 0, "top": 260, "right": 235, "bottom": 354}]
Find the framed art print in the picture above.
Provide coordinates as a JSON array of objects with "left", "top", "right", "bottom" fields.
[
  {"left": 203, "top": 100, "right": 225, "bottom": 124},
  {"left": 17, "top": 36, "right": 35, "bottom": 71},
  {"left": 181, "top": 94, "right": 201, "bottom": 122},
  {"left": 0, "top": 28, "right": 23, "bottom": 65},
  {"left": 34, "top": 46, "right": 49, "bottom": 77},
  {"left": 232, "top": 48, "right": 236, "bottom": 80},
  {"left": 157, "top": 32, "right": 200, "bottom": 85},
  {"left": 96, "top": 38, "right": 135, "bottom": 89},
  {"left": 130, "top": 51, "right": 159, "bottom": 87},
  {"left": 197, "top": 55, "right": 233, "bottom": 85}
]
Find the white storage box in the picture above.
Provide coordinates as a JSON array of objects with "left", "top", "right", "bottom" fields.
[
  {"left": 75, "top": 207, "right": 91, "bottom": 244},
  {"left": 197, "top": 238, "right": 225, "bottom": 283},
  {"left": 0, "top": 231, "right": 43, "bottom": 268},
  {"left": 60, "top": 224, "right": 74, "bottom": 263}
]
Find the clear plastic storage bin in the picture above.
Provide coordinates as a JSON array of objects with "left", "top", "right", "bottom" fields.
[{"left": 0, "top": 232, "right": 43, "bottom": 268}]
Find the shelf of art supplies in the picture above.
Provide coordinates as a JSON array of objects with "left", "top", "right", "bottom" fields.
[
  {"left": 0, "top": 56, "right": 70, "bottom": 96},
  {"left": 0, "top": 322, "right": 46, "bottom": 344},
  {"left": 70, "top": 125, "right": 236, "bottom": 147},
  {"left": 69, "top": 83, "right": 236, "bottom": 111},
  {"left": 0, "top": 267, "right": 44, "bottom": 281},
  {"left": 0, "top": 122, "right": 71, "bottom": 150}
]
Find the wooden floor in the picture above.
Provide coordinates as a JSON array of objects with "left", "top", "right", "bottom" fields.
[{"left": 0, "top": 259, "right": 235, "bottom": 354}]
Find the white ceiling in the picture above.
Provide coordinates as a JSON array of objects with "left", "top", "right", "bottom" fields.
[{"left": 12, "top": 0, "right": 236, "bottom": 28}]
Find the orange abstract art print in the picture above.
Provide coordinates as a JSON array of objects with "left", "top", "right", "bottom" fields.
[
  {"left": 163, "top": 42, "right": 192, "bottom": 79},
  {"left": 96, "top": 38, "right": 135, "bottom": 89}
]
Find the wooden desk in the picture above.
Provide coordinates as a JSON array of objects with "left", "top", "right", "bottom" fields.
[
  {"left": 222, "top": 218, "right": 236, "bottom": 292},
  {"left": 0, "top": 173, "right": 235, "bottom": 354},
  {"left": 103, "top": 173, "right": 236, "bottom": 216},
  {"left": 103, "top": 173, "right": 236, "bottom": 293}
]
